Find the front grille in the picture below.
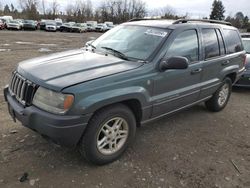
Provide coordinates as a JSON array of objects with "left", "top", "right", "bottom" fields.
[{"left": 9, "top": 71, "right": 38, "bottom": 106}]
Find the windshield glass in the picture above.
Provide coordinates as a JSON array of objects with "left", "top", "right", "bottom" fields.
[
  {"left": 243, "top": 39, "right": 250, "bottom": 53},
  {"left": 24, "top": 20, "right": 34, "bottom": 24},
  {"left": 10, "top": 20, "right": 18, "bottom": 23},
  {"left": 47, "top": 22, "right": 56, "bottom": 25},
  {"left": 92, "top": 25, "right": 169, "bottom": 61}
]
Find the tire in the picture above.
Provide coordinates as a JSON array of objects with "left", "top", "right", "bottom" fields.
[
  {"left": 79, "top": 104, "right": 136, "bottom": 165},
  {"left": 205, "top": 77, "right": 232, "bottom": 112}
]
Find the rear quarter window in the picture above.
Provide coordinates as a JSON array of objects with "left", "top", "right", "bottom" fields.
[{"left": 223, "top": 29, "right": 243, "bottom": 54}]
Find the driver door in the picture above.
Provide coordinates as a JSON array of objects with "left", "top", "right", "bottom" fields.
[{"left": 152, "top": 29, "right": 203, "bottom": 117}]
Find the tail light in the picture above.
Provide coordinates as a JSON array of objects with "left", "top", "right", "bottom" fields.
[{"left": 243, "top": 54, "right": 247, "bottom": 67}]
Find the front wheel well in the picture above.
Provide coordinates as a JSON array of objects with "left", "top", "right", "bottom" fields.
[
  {"left": 225, "top": 72, "right": 237, "bottom": 84},
  {"left": 121, "top": 99, "right": 142, "bottom": 127},
  {"left": 89, "top": 99, "right": 143, "bottom": 127}
]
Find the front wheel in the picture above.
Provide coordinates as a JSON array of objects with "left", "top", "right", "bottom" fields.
[
  {"left": 79, "top": 104, "right": 136, "bottom": 165},
  {"left": 205, "top": 77, "right": 232, "bottom": 112}
]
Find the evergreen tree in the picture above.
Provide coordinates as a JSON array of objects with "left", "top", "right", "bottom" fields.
[
  {"left": 11, "top": 3, "right": 14, "bottom": 12},
  {"left": 3, "top": 4, "right": 11, "bottom": 14},
  {"left": 209, "top": 0, "right": 225, "bottom": 20}
]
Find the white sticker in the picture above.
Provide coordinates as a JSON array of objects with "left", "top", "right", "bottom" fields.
[{"left": 144, "top": 29, "right": 168, "bottom": 37}]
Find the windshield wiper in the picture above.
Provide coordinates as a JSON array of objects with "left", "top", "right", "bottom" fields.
[
  {"left": 101, "top": 46, "right": 129, "bottom": 60},
  {"left": 87, "top": 43, "right": 96, "bottom": 49}
]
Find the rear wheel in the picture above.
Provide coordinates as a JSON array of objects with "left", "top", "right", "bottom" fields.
[
  {"left": 79, "top": 104, "right": 136, "bottom": 165},
  {"left": 205, "top": 77, "right": 232, "bottom": 112}
]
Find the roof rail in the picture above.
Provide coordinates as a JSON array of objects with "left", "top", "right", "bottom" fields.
[
  {"left": 128, "top": 18, "right": 157, "bottom": 22},
  {"left": 173, "top": 19, "right": 232, "bottom": 26}
]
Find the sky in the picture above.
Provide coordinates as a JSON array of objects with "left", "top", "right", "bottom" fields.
[{"left": 1, "top": 0, "right": 250, "bottom": 18}]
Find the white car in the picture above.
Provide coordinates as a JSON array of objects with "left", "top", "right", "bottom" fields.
[
  {"left": 95, "top": 23, "right": 108, "bottom": 32},
  {"left": 45, "top": 21, "right": 57, "bottom": 32},
  {"left": 7, "top": 20, "right": 21, "bottom": 30}
]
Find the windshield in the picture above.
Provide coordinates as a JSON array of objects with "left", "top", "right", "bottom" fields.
[
  {"left": 10, "top": 20, "right": 18, "bottom": 24},
  {"left": 24, "top": 20, "right": 34, "bottom": 24},
  {"left": 74, "top": 23, "right": 81, "bottom": 27},
  {"left": 92, "top": 25, "right": 169, "bottom": 61},
  {"left": 47, "top": 22, "right": 56, "bottom": 25},
  {"left": 243, "top": 39, "right": 250, "bottom": 53}
]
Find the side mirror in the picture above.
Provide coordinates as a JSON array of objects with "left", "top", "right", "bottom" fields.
[
  {"left": 159, "top": 56, "right": 189, "bottom": 71},
  {"left": 85, "top": 40, "right": 94, "bottom": 47}
]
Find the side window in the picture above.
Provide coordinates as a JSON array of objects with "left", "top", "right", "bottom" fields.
[
  {"left": 166, "top": 30, "right": 199, "bottom": 63},
  {"left": 202, "top": 29, "right": 220, "bottom": 59},
  {"left": 215, "top": 29, "right": 225, "bottom": 55},
  {"left": 223, "top": 29, "right": 243, "bottom": 54}
]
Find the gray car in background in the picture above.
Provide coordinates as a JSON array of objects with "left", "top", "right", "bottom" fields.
[{"left": 235, "top": 37, "right": 250, "bottom": 87}]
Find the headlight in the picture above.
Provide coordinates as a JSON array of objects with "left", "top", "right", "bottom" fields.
[{"left": 32, "top": 87, "right": 74, "bottom": 114}]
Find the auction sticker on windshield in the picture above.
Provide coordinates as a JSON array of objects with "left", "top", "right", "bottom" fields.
[{"left": 144, "top": 29, "right": 168, "bottom": 37}]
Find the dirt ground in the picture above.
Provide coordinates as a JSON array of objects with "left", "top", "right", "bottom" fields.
[{"left": 0, "top": 30, "right": 250, "bottom": 188}]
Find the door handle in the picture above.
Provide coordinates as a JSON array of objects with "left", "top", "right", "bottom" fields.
[
  {"left": 222, "top": 60, "right": 230, "bottom": 66},
  {"left": 191, "top": 68, "right": 202, "bottom": 75}
]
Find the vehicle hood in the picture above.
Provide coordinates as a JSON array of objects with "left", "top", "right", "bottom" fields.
[{"left": 17, "top": 49, "right": 143, "bottom": 91}]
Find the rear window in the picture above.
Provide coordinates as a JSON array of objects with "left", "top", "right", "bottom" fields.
[
  {"left": 223, "top": 29, "right": 243, "bottom": 54},
  {"left": 202, "top": 29, "right": 220, "bottom": 59}
]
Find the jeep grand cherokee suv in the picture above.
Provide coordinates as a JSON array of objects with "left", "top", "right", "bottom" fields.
[{"left": 4, "top": 19, "right": 246, "bottom": 165}]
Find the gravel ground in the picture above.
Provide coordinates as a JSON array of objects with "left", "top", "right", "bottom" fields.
[{"left": 0, "top": 30, "right": 250, "bottom": 188}]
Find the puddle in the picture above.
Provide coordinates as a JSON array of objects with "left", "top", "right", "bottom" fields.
[
  {"left": 0, "top": 49, "right": 11, "bottom": 52},
  {"left": 16, "top": 41, "right": 57, "bottom": 46},
  {"left": 38, "top": 48, "right": 52, "bottom": 52},
  {"left": 16, "top": 41, "right": 34, "bottom": 45},
  {"left": 39, "top": 43, "right": 57, "bottom": 46}
]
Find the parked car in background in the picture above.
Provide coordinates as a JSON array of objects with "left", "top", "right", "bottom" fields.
[
  {"left": 56, "top": 22, "right": 62, "bottom": 30},
  {"left": 71, "top": 23, "right": 87, "bottom": 33},
  {"left": 104, "top": 21, "right": 114, "bottom": 30},
  {"left": 0, "top": 20, "right": 5, "bottom": 30},
  {"left": 54, "top": 18, "right": 63, "bottom": 30},
  {"left": 45, "top": 21, "right": 57, "bottom": 32},
  {"left": 60, "top": 23, "right": 74, "bottom": 32},
  {"left": 6, "top": 20, "right": 21, "bottom": 30},
  {"left": 86, "top": 21, "right": 97, "bottom": 31},
  {"left": 0, "top": 18, "right": 8, "bottom": 28},
  {"left": 23, "top": 20, "right": 37, "bottom": 30},
  {"left": 39, "top": 19, "right": 47, "bottom": 30},
  {"left": 95, "top": 23, "right": 108, "bottom": 32},
  {"left": 241, "top": 33, "right": 250, "bottom": 38},
  {"left": 235, "top": 36, "right": 250, "bottom": 87},
  {"left": 3, "top": 19, "right": 245, "bottom": 165}
]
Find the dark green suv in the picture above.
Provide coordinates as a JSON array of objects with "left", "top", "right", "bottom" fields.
[{"left": 4, "top": 19, "right": 246, "bottom": 165}]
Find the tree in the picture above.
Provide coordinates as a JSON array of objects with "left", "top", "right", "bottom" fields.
[
  {"left": 41, "top": 0, "right": 46, "bottom": 15},
  {"left": 209, "top": 0, "right": 225, "bottom": 20},
  {"left": 19, "top": 0, "right": 39, "bottom": 19},
  {"left": 3, "top": 4, "right": 11, "bottom": 14},
  {"left": 51, "top": 0, "right": 59, "bottom": 17},
  {"left": 11, "top": 4, "right": 15, "bottom": 12},
  {"left": 243, "top": 16, "right": 249, "bottom": 29}
]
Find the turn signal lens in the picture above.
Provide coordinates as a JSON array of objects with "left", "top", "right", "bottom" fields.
[{"left": 64, "top": 95, "right": 74, "bottom": 110}]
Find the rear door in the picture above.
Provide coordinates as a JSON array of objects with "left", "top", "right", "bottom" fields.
[
  {"left": 199, "top": 27, "right": 227, "bottom": 98},
  {"left": 199, "top": 27, "right": 244, "bottom": 99},
  {"left": 152, "top": 29, "right": 203, "bottom": 117}
]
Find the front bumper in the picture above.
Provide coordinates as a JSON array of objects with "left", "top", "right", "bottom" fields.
[
  {"left": 4, "top": 86, "right": 92, "bottom": 147},
  {"left": 46, "top": 27, "right": 56, "bottom": 31},
  {"left": 234, "top": 69, "right": 250, "bottom": 87}
]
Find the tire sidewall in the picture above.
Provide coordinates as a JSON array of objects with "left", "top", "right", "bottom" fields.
[
  {"left": 81, "top": 105, "right": 136, "bottom": 165},
  {"left": 214, "top": 78, "right": 232, "bottom": 110}
]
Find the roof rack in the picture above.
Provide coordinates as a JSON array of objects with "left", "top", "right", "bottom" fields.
[
  {"left": 173, "top": 19, "right": 232, "bottom": 26},
  {"left": 128, "top": 18, "right": 158, "bottom": 22}
]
